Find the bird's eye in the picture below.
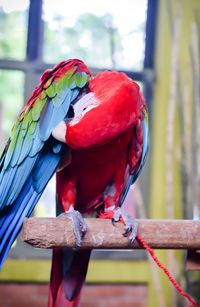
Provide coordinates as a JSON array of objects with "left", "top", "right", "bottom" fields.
[{"left": 82, "top": 105, "right": 95, "bottom": 114}]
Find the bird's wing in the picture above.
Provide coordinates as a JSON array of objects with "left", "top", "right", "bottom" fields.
[
  {"left": 0, "top": 59, "right": 91, "bottom": 268},
  {"left": 0, "top": 59, "right": 90, "bottom": 209},
  {"left": 119, "top": 106, "right": 149, "bottom": 206}
]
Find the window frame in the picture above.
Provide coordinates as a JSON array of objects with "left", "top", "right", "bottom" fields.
[{"left": 0, "top": 0, "right": 157, "bottom": 276}]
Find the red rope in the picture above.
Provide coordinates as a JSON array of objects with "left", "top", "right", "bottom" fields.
[
  {"left": 136, "top": 234, "right": 197, "bottom": 307},
  {"left": 99, "top": 211, "right": 197, "bottom": 306}
]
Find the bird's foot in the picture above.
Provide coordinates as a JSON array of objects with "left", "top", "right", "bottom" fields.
[
  {"left": 112, "top": 208, "right": 138, "bottom": 245},
  {"left": 59, "top": 206, "right": 87, "bottom": 248}
]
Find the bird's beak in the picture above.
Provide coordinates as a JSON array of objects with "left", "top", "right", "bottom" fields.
[{"left": 52, "top": 92, "right": 96, "bottom": 143}]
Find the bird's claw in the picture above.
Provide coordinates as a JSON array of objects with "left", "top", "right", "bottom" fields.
[
  {"left": 123, "top": 226, "right": 131, "bottom": 236},
  {"left": 59, "top": 206, "right": 87, "bottom": 248},
  {"left": 112, "top": 208, "right": 138, "bottom": 245},
  {"left": 112, "top": 218, "right": 116, "bottom": 226}
]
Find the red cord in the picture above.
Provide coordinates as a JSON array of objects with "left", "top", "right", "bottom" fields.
[
  {"left": 99, "top": 211, "right": 197, "bottom": 306},
  {"left": 136, "top": 234, "right": 197, "bottom": 307}
]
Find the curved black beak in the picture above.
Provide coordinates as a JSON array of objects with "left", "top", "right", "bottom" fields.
[{"left": 64, "top": 105, "right": 75, "bottom": 124}]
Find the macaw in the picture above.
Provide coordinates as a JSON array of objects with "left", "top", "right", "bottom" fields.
[{"left": 0, "top": 59, "right": 148, "bottom": 306}]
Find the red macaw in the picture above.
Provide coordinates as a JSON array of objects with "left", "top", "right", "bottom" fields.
[{"left": 0, "top": 59, "right": 148, "bottom": 306}]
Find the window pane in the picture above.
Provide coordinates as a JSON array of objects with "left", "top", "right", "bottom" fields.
[
  {"left": 43, "top": 0, "right": 147, "bottom": 70},
  {"left": 34, "top": 176, "right": 56, "bottom": 218},
  {"left": 0, "top": 1, "right": 29, "bottom": 60},
  {"left": 0, "top": 70, "right": 24, "bottom": 147}
]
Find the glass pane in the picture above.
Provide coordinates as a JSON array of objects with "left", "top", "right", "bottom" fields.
[
  {"left": 0, "top": 0, "right": 29, "bottom": 60},
  {"left": 0, "top": 70, "right": 24, "bottom": 148},
  {"left": 34, "top": 176, "right": 56, "bottom": 218},
  {"left": 43, "top": 0, "right": 147, "bottom": 70}
]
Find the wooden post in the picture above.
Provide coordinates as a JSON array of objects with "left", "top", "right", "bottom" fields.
[{"left": 21, "top": 218, "right": 200, "bottom": 250}]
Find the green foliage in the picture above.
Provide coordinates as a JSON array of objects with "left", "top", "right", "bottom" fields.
[
  {"left": 0, "top": 70, "right": 24, "bottom": 141},
  {"left": 0, "top": 7, "right": 28, "bottom": 144},
  {"left": 44, "top": 12, "right": 122, "bottom": 69},
  {"left": 0, "top": 7, "right": 27, "bottom": 60}
]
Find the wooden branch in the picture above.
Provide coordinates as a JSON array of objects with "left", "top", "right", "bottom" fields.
[{"left": 21, "top": 218, "right": 200, "bottom": 250}]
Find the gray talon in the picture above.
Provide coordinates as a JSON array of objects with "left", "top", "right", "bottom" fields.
[
  {"left": 82, "top": 229, "right": 86, "bottom": 238},
  {"left": 112, "top": 218, "right": 116, "bottom": 225},
  {"left": 59, "top": 206, "right": 87, "bottom": 247},
  {"left": 123, "top": 226, "right": 131, "bottom": 236},
  {"left": 113, "top": 208, "right": 138, "bottom": 244}
]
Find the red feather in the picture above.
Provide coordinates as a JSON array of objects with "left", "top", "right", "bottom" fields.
[
  {"left": 50, "top": 70, "right": 146, "bottom": 306},
  {"left": 66, "top": 71, "right": 142, "bottom": 149}
]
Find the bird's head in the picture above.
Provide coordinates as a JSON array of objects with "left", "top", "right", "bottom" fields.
[{"left": 53, "top": 71, "right": 145, "bottom": 149}]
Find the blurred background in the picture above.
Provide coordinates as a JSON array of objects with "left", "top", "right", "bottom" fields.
[{"left": 0, "top": 0, "right": 199, "bottom": 306}]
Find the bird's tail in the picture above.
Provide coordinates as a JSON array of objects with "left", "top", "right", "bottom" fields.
[
  {"left": 48, "top": 249, "right": 91, "bottom": 307},
  {"left": 0, "top": 178, "right": 41, "bottom": 270}
]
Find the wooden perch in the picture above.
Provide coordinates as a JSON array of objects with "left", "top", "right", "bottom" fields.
[{"left": 21, "top": 218, "right": 200, "bottom": 250}]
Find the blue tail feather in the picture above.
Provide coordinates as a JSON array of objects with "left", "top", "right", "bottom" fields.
[
  {"left": 0, "top": 189, "right": 40, "bottom": 269},
  {"left": 0, "top": 178, "right": 39, "bottom": 269},
  {"left": 0, "top": 140, "right": 63, "bottom": 270},
  {"left": 0, "top": 181, "right": 33, "bottom": 241}
]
